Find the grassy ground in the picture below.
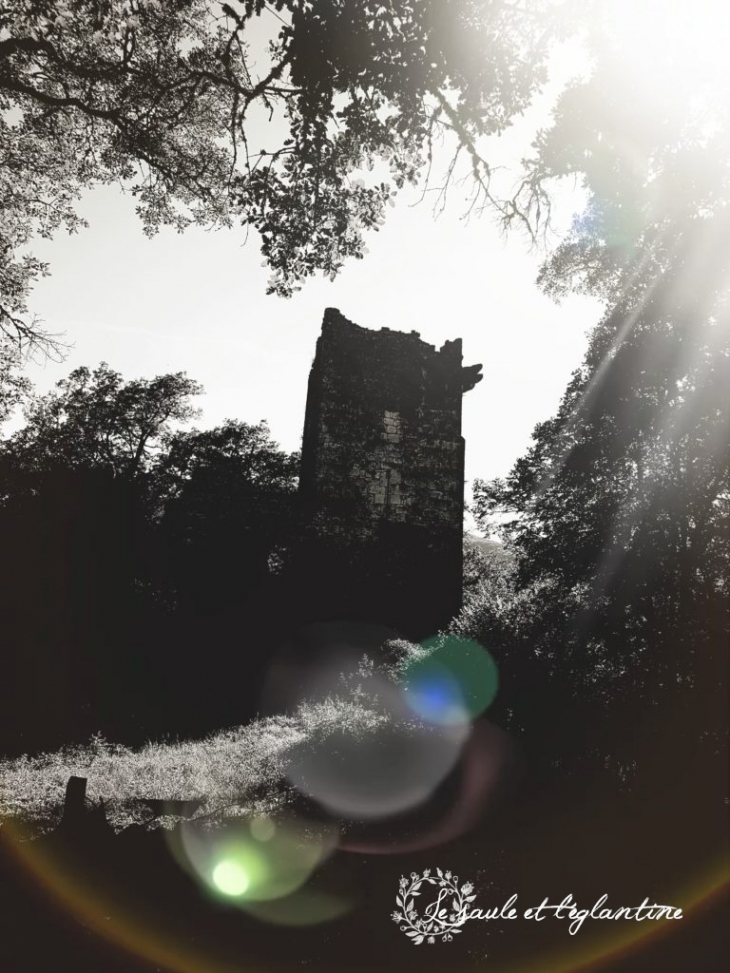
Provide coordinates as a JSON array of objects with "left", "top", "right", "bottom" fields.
[{"left": 0, "top": 694, "right": 394, "bottom": 833}]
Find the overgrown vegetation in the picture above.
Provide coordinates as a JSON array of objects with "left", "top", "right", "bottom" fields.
[
  {"left": 0, "top": 695, "right": 389, "bottom": 833},
  {"left": 1, "top": 0, "right": 727, "bottom": 830},
  {"left": 452, "top": 282, "right": 729, "bottom": 777},
  {"left": 0, "top": 363, "right": 301, "bottom": 754},
  {"left": 0, "top": 638, "right": 434, "bottom": 834},
  {"left": 1, "top": 0, "right": 568, "bottom": 348}
]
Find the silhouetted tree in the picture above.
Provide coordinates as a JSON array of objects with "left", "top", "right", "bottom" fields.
[
  {"left": 463, "top": 3, "right": 730, "bottom": 731},
  {"left": 4, "top": 363, "right": 201, "bottom": 477},
  {"left": 464, "top": 259, "right": 729, "bottom": 784},
  {"left": 5, "top": 3, "right": 729, "bottom": 354},
  {"left": 0, "top": 362, "right": 203, "bottom": 628},
  {"left": 0, "top": 363, "right": 299, "bottom": 750},
  {"left": 153, "top": 420, "right": 299, "bottom": 610},
  {"left": 475, "top": 255, "right": 729, "bottom": 674}
]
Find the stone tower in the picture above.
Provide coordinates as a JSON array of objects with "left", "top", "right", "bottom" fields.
[{"left": 298, "top": 308, "right": 482, "bottom": 638}]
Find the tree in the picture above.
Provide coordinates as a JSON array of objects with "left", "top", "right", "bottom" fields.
[
  {"left": 463, "top": 267, "right": 728, "bottom": 779},
  {"left": 5, "top": 2, "right": 730, "bottom": 353},
  {"left": 468, "top": 0, "right": 730, "bottom": 698},
  {"left": 0, "top": 376, "right": 299, "bottom": 749},
  {"left": 473, "top": 281, "right": 729, "bottom": 695},
  {"left": 154, "top": 420, "right": 299, "bottom": 609},
  {"left": 0, "top": 0, "right": 566, "bottom": 348},
  {"left": 3, "top": 362, "right": 201, "bottom": 478},
  {"left": 0, "top": 362, "right": 202, "bottom": 636},
  {"left": 0, "top": 339, "right": 31, "bottom": 425},
  {"left": 456, "top": 535, "right": 531, "bottom": 658},
  {"left": 157, "top": 418, "right": 298, "bottom": 502},
  {"left": 521, "top": 1, "right": 730, "bottom": 310}
]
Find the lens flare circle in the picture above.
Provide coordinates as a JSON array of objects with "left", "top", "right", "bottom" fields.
[
  {"left": 212, "top": 860, "right": 249, "bottom": 896},
  {"left": 250, "top": 816, "right": 276, "bottom": 842},
  {"left": 170, "top": 814, "right": 339, "bottom": 907},
  {"left": 402, "top": 636, "right": 499, "bottom": 725},
  {"left": 261, "top": 621, "right": 471, "bottom": 822},
  {"left": 402, "top": 662, "right": 467, "bottom": 724},
  {"left": 279, "top": 655, "right": 470, "bottom": 821}
]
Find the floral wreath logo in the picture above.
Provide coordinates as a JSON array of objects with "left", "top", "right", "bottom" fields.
[{"left": 392, "top": 868, "right": 476, "bottom": 944}]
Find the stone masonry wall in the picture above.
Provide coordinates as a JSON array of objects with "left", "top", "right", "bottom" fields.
[{"left": 299, "top": 308, "right": 482, "bottom": 637}]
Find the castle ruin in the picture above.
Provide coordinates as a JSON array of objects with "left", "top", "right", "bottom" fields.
[{"left": 299, "top": 308, "right": 482, "bottom": 639}]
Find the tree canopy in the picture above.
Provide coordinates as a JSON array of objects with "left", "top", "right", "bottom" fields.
[
  {"left": 472, "top": 290, "right": 729, "bottom": 671},
  {"left": 522, "top": 0, "right": 730, "bottom": 318},
  {"left": 1, "top": 0, "right": 567, "bottom": 349},
  {"left": 0, "top": 359, "right": 300, "bottom": 750},
  {"left": 3, "top": 2, "right": 730, "bottom": 352},
  {"left": 4, "top": 362, "right": 202, "bottom": 477},
  {"left": 456, "top": 1, "right": 730, "bottom": 713}
]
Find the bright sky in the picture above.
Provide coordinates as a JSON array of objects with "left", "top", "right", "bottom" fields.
[{"left": 17, "top": 39, "right": 603, "bottom": 493}]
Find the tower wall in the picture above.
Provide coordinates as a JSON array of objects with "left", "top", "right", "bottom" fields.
[{"left": 299, "top": 308, "right": 482, "bottom": 638}]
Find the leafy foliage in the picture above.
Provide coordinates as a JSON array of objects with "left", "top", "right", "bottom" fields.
[
  {"left": 455, "top": 3, "right": 730, "bottom": 740},
  {"left": 0, "top": 360, "right": 300, "bottom": 754},
  {"left": 4, "top": 2, "right": 728, "bottom": 352},
  {"left": 455, "top": 5, "right": 730, "bottom": 764},
  {"left": 0, "top": 339, "right": 31, "bottom": 424},
  {"left": 153, "top": 420, "right": 300, "bottom": 608},
  {"left": 523, "top": 1, "right": 730, "bottom": 307},
  {"left": 471, "top": 302, "right": 728, "bottom": 683},
  {"left": 0, "top": 0, "right": 565, "bottom": 347},
  {"left": 4, "top": 362, "right": 202, "bottom": 478}
]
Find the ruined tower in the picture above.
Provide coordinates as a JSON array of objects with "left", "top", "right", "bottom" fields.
[{"left": 299, "top": 308, "right": 482, "bottom": 638}]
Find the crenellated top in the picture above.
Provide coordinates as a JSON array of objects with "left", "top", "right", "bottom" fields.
[{"left": 321, "top": 308, "right": 482, "bottom": 395}]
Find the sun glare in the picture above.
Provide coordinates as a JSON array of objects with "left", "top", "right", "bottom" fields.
[
  {"left": 603, "top": 0, "right": 730, "bottom": 106},
  {"left": 212, "top": 861, "right": 250, "bottom": 897}
]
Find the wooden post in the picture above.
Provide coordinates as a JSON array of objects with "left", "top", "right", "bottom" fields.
[{"left": 61, "top": 775, "right": 87, "bottom": 829}]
